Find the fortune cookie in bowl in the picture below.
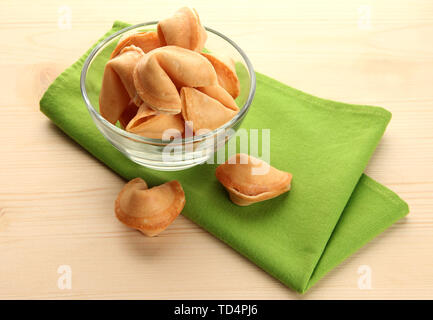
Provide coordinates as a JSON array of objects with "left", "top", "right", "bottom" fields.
[
  {"left": 157, "top": 7, "right": 207, "bottom": 52},
  {"left": 118, "top": 100, "right": 139, "bottom": 128},
  {"left": 197, "top": 85, "right": 239, "bottom": 111},
  {"left": 110, "top": 31, "right": 161, "bottom": 58},
  {"left": 202, "top": 52, "right": 240, "bottom": 99},
  {"left": 115, "top": 178, "right": 185, "bottom": 236},
  {"left": 181, "top": 87, "right": 238, "bottom": 133},
  {"left": 215, "top": 154, "right": 292, "bottom": 206},
  {"left": 133, "top": 46, "right": 218, "bottom": 114},
  {"left": 126, "top": 103, "right": 185, "bottom": 139},
  {"left": 99, "top": 45, "right": 144, "bottom": 124}
]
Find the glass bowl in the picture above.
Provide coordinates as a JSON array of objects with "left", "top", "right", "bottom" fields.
[{"left": 80, "top": 22, "right": 256, "bottom": 171}]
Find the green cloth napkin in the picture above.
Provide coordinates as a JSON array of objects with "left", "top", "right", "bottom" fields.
[{"left": 40, "top": 21, "right": 409, "bottom": 293}]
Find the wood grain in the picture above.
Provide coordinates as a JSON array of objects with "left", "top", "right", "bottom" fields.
[{"left": 0, "top": 0, "right": 432, "bottom": 299}]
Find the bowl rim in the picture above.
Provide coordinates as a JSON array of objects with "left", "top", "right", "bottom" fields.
[{"left": 80, "top": 21, "right": 256, "bottom": 144}]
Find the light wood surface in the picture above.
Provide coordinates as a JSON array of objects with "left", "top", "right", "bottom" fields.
[{"left": 1, "top": 0, "right": 432, "bottom": 299}]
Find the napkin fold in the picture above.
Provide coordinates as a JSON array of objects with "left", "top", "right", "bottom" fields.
[{"left": 40, "top": 21, "right": 409, "bottom": 293}]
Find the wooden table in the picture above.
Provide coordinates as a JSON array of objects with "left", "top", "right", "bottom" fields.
[{"left": 1, "top": 0, "right": 432, "bottom": 299}]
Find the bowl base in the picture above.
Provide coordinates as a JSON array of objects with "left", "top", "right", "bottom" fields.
[{"left": 126, "top": 154, "right": 211, "bottom": 171}]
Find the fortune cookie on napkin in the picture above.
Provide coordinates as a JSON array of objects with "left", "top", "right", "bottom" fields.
[
  {"left": 99, "top": 45, "right": 144, "bottom": 124},
  {"left": 216, "top": 154, "right": 293, "bottom": 206},
  {"left": 115, "top": 178, "right": 185, "bottom": 236},
  {"left": 157, "top": 7, "right": 207, "bottom": 52}
]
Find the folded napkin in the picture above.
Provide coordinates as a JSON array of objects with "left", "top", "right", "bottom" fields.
[{"left": 40, "top": 21, "right": 409, "bottom": 293}]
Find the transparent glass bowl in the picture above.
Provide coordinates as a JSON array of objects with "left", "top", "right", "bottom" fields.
[{"left": 80, "top": 22, "right": 256, "bottom": 171}]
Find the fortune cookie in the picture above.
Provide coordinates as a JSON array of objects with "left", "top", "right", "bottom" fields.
[
  {"left": 115, "top": 178, "right": 185, "bottom": 236},
  {"left": 119, "top": 100, "right": 139, "bottom": 128},
  {"left": 202, "top": 52, "right": 240, "bottom": 99},
  {"left": 215, "top": 154, "right": 292, "bottom": 206},
  {"left": 180, "top": 87, "right": 238, "bottom": 133},
  {"left": 100, "top": 45, "right": 144, "bottom": 124},
  {"left": 126, "top": 103, "right": 185, "bottom": 139},
  {"left": 157, "top": 7, "right": 207, "bottom": 52},
  {"left": 133, "top": 46, "right": 218, "bottom": 114},
  {"left": 197, "top": 85, "right": 239, "bottom": 111},
  {"left": 110, "top": 31, "right": 161, "bottom": 58}
]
